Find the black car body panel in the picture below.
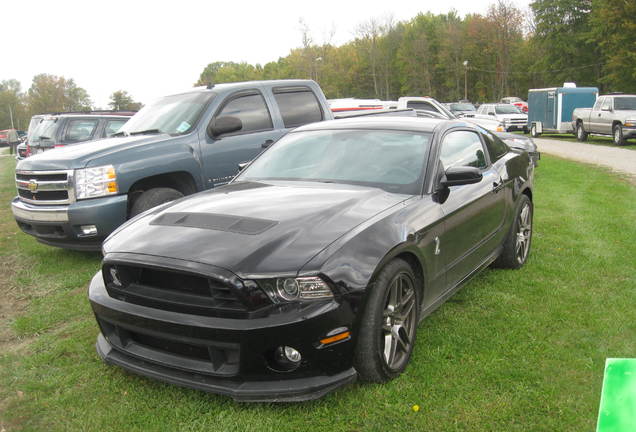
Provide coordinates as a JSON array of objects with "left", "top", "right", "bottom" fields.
[{"left": 90, "top": 117, "right": 534, "bottom": 401}]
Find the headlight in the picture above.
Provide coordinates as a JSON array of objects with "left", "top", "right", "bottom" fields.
[
  {"left": 256, "top": 276, "right": 333, "bottom": 303},
  {"left": 625, "top": 120, "right": 636, "bottom": 127},
  {"left": 75, "top": 165, "right": 118, "bottom": 200},
  {"left": 496, "top": 123, "right": 505, "bottom": 132}
]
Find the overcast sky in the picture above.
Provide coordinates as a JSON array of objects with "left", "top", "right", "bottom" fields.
[{"left": 3, "top": 0, "right": 529, "bottom": 108}]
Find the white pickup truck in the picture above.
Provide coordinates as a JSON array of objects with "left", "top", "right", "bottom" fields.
[{"left": 572, "top": 94, "right": 636, "bottom": 145}]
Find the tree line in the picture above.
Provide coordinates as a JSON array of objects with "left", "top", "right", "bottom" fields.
[
  {"left": 196, "top": 0, "right": 635, "bottom": 102},
  {"left": 0, "top": 75, "right": 142, "bottom": 130}
]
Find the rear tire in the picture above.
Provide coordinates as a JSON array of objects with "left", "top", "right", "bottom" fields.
[
  {"left": 354, "top": 259, "right": 420, "bottom": 382},
  {"left": 576, "top": 122, "right": 588, "bottom": 142},
  {"left": 530, "top": 125, "right": 540, "bottom": 138},
  {"left": 494, "top": 195, "right": 533, "bottom": 269},
  {"left": 130, "top": 187, "right": 183, "bottom": 217},
  {"left": 613, "top": 123, "right": 626, "bottom": 146}
]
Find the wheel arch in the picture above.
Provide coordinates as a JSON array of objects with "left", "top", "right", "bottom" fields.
[{"left": 127, "top": 172, "right": 198, "bottom": 215}]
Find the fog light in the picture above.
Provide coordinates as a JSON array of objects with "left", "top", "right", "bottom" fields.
[
  {"left": 271, "top": 345, "right": 302, "bottom": 372},
  {"left": 80, "top": 225, "right": 98, "bottom": 236}
]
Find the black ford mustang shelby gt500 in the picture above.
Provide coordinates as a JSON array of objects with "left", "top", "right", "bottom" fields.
[{"left": 89, "top": 116, "right": 534, "bottom": 402}]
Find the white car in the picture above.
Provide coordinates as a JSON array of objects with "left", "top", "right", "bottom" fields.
[{"left": 477, "top": 103, "right": 528, "bottom": 133}]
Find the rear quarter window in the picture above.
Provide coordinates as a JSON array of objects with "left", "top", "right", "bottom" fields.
[{"left": 273, "top": 87, "right": 324, "bottom": 128}]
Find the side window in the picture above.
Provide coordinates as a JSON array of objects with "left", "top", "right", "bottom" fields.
[
  {"left": 64, "top": 119, "right": 99, "bottom": 143},
  {"left": 406, "top": 101, "right": 437, "bottom": 112},
  {"left": 601, "top": 98, "right": 612, "bottom": 110},
  {"left": 216, "top": 92, "right": 273, "bottom": 134},
  {"left": 273, "top": 87, "right": 323, "bottom": 128},
  {"left": 482, "top": 130, "right": 509, "bottom": 161},
  {"left": 593, "top": 97, "right": 604, "bottom": 110},
  {"left": 440, "top": 130, "right": 488, "bottom": 170},
  {"left": 104, "top": 119, "right": 127, "bottom": 136}
]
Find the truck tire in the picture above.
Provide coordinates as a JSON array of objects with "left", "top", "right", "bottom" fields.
[
  {"left": 613, "top": 123, "right": 626, "bottom": 146},
  {"left": 530, "top": 124, "right": 540, "bottom": 138},
  {"left": 576, "top": 122, "right": 588, "bottom": 142},
  {"left": 130, "top": 187, "right": 183, "bottom": 217}
]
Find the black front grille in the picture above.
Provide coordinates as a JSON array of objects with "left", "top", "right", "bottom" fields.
[
  {"left": 16, "top": 172, "right": 67, "bottom": 182},
  {"left": 103, "top": 264, "right": 271, "bottom": 318},
  {"left": 18, "top": 189, "right": 68, "bottom": 201}
]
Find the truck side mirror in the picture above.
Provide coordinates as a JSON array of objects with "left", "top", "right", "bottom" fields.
[
  {"left": 601, "top": 106, "right": 612, "bottom": 112},
  {"left": 208, "top": 116, "right": 243, "bottom": 138},
  {"left": 488, "top": 112, "right": 495, "bottom": 116}
]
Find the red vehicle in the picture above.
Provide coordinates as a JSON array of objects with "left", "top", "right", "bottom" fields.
[{"left": 500, "top": 97, "right": 528, "bottom": 113}]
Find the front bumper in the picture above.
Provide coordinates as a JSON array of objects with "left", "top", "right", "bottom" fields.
[
  {"left": 11, "top": 195, "right": 128, "bottom": 251},
  {"left": 89, "top": 272, "right": 358, "bottom": 402},
  {"left": 623, "top": 126, "right": 636, "bottom": 139}
]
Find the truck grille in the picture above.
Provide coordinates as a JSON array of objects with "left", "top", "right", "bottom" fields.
[
  {"left": 15, "top": 170, "right": 74, "bottom": 205},
  {"left": 102, "top": 263, "right": 271, "bottom": 318}
]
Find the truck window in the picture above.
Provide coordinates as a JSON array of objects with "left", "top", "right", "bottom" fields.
[
  {"left": 406, "top": 101, "right": 437, "bottom": 112},
  {"left": 105, "top": 119, "right": 127, "bottom": 136},
  {"left": 601, "top": 98, "right": 612, "bottom": 111},
  {"left": 217, "top": 92, "right": 273, "bottom": 133},
  {"left": 593, "top": 97, "right": 604, "bottom": 111},
  {"left": 64, "top": 119, "right": 99, "bottom": 143},
  {"left": 273, "top": 87, "right": 323, "bottom": 128}
]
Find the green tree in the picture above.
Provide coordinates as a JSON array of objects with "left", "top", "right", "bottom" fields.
[
  {"left": 108, "top": 90, "right": 142, "bottom": 111},
  {"left": 27, "top": 74, "right": 92, "bottom": 114},
  {"left": 0, "top": 79, "right": 27, "bottom": 130}
]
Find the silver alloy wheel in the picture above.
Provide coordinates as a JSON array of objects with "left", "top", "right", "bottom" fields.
[
  {"left": 614, "top": 127, "right": 621, "bottom": 144},
  {"left": 515, "top": 202, "right": 532, "bottom": 264},
  {"left": 382, "top": 273, "right": 417, "bottom": 370},
  {"left": 578, "top": 125, "right": 584, "bottom": 140}
]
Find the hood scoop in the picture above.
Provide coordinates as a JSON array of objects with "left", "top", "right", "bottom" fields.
[{"left": 150, "top": 212, "right": 278, "bottom": 235}]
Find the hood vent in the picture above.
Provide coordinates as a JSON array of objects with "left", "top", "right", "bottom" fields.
[{"left": 150, "top": 212, "right": 278, "bottom": 235}]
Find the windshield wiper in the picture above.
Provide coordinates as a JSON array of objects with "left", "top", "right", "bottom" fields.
[
  {"left": 111, "top": 131, "right": 129, "bottom": 137},
  {"left": 129, "top": 129, "right": 162, "bottom": 136}
]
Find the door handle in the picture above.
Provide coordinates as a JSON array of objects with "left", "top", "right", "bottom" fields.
[
  {"left": 261, "top": 139, "right": 274, "bottom": 148},
  {"left": 493, "top": 178, "right": 504, "bottom": 193}
]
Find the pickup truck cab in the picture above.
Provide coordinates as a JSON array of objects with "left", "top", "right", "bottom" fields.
[
  {"left": 12, "top": 80, "right": 331, "bottom": 250},
  {"left": 572, "top": 94, "right": 636, "bottom": 145},
  {"left": 477, "top": 104, "right": 528, "bottom": 133}
]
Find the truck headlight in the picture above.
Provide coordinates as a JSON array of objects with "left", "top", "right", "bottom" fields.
[
  {"left": 256, "top": 276, "right": 334, "bottom": 303},
  {"left": 625, "top": 120, "right": 636, "bottom": 127},
  {"left": 75, "top": 165, "right": 118, "bottom": 200}
]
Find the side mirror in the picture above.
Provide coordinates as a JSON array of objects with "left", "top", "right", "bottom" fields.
[
  {"left": 208, "top": 116, "right": 242, "bottom": 138},
  {"left": 601, "top": 106, "right": 612, "bottom": 112},
  {"left": 488, "top": 112, "right": 495, "bottom": 116},
  {"left": 237, "top": 161, "right": 249, "bottom": 171},
  {"left": 441, "top": 166, "right": 483, "bottom": 187}
]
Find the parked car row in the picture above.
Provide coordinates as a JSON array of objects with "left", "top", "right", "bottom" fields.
[{"left": 10, "top": 79, "right": 536, "bottom": 402}]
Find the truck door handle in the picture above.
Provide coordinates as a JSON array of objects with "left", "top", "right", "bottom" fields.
[
  {"left": 493, "top": 178, "right": 504, "bottom": 193},
  {"left": 261, "top": 139, "right": 274, "bottom": 148}
]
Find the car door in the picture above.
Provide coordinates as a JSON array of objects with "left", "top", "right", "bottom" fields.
[
  {"left": 200, "top": 90, "right": 285, "bottom": 187},
  {"left": 589, "top": 97, "right": 604, "bottom": 133},
  {"left": 437, "top": 129, "right": 507, "bottom": 289},
  {"left": 598, "top": 97, "right": 614, "bottom": 134}
]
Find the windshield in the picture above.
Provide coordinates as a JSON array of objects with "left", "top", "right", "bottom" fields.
[
  {"left": 495, "top": 105, "right": 522, "bottom": 114},
  {"left": 450, "top": 103, "right": 475, "bottom": 111},
  {"left": 30, "top": 119, "right": 59, "bottom": 143},
  {"left": 119, "top": 92, "right": 213, "bottom": 135},
  {"left": 238, "top": 129, "right": 431, "bottom": 194},
  {"left": 613, "top": 97, "right": 636, "bottom": 110}
]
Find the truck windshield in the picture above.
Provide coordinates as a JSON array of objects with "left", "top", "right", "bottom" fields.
[
  {"left": 119, "top": 92, "right": 213, "bottom": 135},
  {"left": 613, "top": 97, "right": 636, "bottom": 111},
  {"left": 451, "top": 103, "right": 475, "bottom": 111},
  {"left": 496, "top": 105, "right": 522, "bottom": 114},
  {"left": 238, "top": 129, "right": 431, "bottom": 195}
]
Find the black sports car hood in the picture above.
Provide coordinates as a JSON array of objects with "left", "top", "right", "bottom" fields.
[{"left": 103, "top": 181, "right": 410, "bottom": 277}]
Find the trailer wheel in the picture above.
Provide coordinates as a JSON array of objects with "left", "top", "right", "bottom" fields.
[
  {"left": 530, "top": 124, "right": 540, "bottom": 138},
  {"left": 576, "top": 122, "right": 588, "bottom": 142}
]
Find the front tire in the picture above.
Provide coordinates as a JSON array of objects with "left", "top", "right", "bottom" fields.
[
  {"left": 576, "top": 122, "right": 588, "bottom": 142},
  {"left": 494, "top": 195, "right": 533, "bottom": 269},
  {"left": 354, "top": 259, "right": 420, "bottom": 382},
  {"left": 613, "top": 123, "right": 626, "bottom": 146},
  {"left": 130, "top": 187, "right": 183, "bottom": 217}
]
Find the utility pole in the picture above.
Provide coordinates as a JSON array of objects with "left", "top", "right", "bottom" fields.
[
  {"left": 8, "top": 105, "right": 15, "bottom": 129},
  {"left": 463, "top": 60, "right": 469, "bottom": 101}
]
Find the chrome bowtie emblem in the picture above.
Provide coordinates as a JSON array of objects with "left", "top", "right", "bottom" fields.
[{"left": 28, "top": 180, "right": 38, "bottom": 193}]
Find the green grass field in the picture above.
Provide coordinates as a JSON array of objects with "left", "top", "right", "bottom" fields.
[{"left": 1, "top": 154, "right": 635, "bottom": 431}]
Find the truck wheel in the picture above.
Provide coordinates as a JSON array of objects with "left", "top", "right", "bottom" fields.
[
  {"left": 354, "top": 258, "right": 420, "bottom": 383},
  {"left": 613, "top": 124, "right": 626, "bottom": 146},
  {"left": 576, "top": 122, "right": 588, "bottom": 141},
  {"left": 130, "top": 187, "right": 183, "bottom": 217},
  {"left": 493, "top": 194, "right": 533, "bottom": 270},
  {"left": 530, "top": 125, "right": 540, "bottom": 138}
]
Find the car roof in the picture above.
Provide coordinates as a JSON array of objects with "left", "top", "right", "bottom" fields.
[{"left": 291, "top": 116, "right": 465, "bottom": 134}]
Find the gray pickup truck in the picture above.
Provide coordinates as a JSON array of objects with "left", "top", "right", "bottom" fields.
[
  {"left": 11, "top": 80, "right": 331, "bottom": 250},
  {"left": 572, "top": 94, "right": 636, "bottom": 145}
]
